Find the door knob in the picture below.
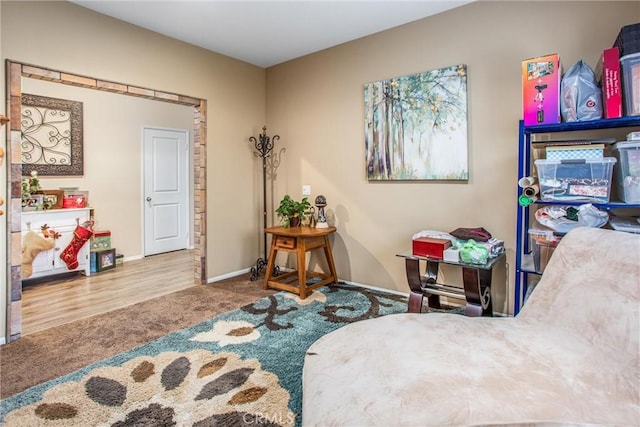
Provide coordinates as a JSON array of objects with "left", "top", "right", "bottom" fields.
[{"left": 146, "top": 197, "right": 152, "bottom": 202}]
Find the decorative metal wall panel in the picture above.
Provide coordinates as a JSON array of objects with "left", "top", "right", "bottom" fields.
[{"left": 21, "top": 94, "right": 83, "bottom": 176}]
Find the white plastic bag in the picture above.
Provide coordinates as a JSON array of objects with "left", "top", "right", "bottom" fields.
[
  {"left": 535, "top": 204, "right": 608, "bottom": 233},
  {"left": 561, "top": 60, "right": 602, "bottom": 122}
]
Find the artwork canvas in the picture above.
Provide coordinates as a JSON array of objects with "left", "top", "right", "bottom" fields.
[
  {"left": 364, "top": 65, "right": 468, "bottom": 180},
  {"left": 21, "top": 94, "right": 84, "bottom": 176}
]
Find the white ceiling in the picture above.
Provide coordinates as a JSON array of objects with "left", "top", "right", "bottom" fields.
[{"left": 71, "top": 0, "right": 473, "bottom": 68}]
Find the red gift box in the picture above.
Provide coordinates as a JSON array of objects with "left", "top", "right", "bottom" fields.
[
  {"left": 412, "top": 237, "right": 452, "bottom": 259},
  {"left": 62, "top": 194, "right": 87, "bottom": 208}
]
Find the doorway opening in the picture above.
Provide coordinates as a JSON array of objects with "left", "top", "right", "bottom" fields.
[{"left": 5, "top": 60, "right": 208, "bottom": 342}]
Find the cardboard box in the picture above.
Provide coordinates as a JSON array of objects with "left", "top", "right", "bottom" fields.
[
  {"left": 443, "top": 247, "right": 460, "bottom": 263},
  {"left": 546, "top": 144, "right": 604, "bottom": 161},
  {"left": 522, "top": 54, "right": 561, "bottom": 126},
  {"left": 596, "top": 47, "right": 622, "bottom": 119},
  {"left": 533, "top": 242, "right": 555, "bottom": 274},
  {"left": 412, "top": 237, "right": 452, "bottom": 259}
]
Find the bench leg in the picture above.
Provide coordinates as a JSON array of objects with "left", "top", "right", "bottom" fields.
[
  {"left": 405, "top": 258, "right": 423, "bottom": 313},
  {"left": 462, "top": 267, "right": 493, "bottom": 317}
]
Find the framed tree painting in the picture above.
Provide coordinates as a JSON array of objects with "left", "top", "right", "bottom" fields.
[
  {"left": 21, "top": 94, "right": 84, "bottom": 176},
  {"left": 364, "top": 64, "right": 468, "bottom": 181}
]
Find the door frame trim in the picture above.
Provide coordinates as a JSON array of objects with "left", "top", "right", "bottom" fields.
[{"left": 4, "top": 60, "right": 208, "bottom": 342}]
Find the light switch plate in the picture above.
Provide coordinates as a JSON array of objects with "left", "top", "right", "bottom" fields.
[{"left": 302, "top": 185, "right": 311, "bottom": 196}]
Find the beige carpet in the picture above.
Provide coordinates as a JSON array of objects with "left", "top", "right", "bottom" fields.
[{"left": 0, "top": 275, "right": 275, "bottom": 399}]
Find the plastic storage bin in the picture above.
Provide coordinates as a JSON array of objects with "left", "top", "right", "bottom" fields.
[
  {"left": 535, "top": 157, "right": 617, "bottom": 202},
  {"left": 609, "top": 215, "right": 640, "bottom": 234},
  {"left": 621, "top": 52, "right": 640, "bottom": 116},
  {"left": 528, "top": 226, "right": 562, "bottom": 273},
  {"left": 610, "top": 141, "right": 640, "bottom": 203}
]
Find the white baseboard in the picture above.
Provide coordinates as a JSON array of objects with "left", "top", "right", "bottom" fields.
[
  {"left": 0, "top": 336, "right": 5, "bottom": 346},
  {"left": 207, "top": 268, "right": 251, "bottom": 284},
  {"left": 338, "top": 279, "right": 408, "bottom": 296}
]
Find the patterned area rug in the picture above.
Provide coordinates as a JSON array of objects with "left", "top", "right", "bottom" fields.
[{"left": 0, "top": 283, "right": 408, "bottom": 426}]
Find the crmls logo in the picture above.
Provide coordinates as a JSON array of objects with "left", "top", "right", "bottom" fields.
[{"left": 242, "top": 412, "right": 295, "bottom": 425}]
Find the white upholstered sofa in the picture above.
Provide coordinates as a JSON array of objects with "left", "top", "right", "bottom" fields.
[{"left": 302, "top": 227, "right": 639, "bottom": 426}]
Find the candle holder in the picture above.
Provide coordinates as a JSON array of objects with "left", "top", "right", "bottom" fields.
[{"left": 314, "top": 195, "right": 328, "bottom": 229}]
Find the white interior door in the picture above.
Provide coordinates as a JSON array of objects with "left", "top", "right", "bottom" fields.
[{"left": 143, "top": 128, "right": 189, "bottom": 256}]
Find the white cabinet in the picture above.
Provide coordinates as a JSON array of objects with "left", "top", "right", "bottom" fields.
[{"left": 21, "top": 208, "right": 92, "bottom": 280}]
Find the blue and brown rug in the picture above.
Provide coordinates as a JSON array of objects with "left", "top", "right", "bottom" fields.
[{"left": 0, "top": 283, "right": 408, "bottom": 426}]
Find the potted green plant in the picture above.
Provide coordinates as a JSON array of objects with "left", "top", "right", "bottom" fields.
[
  {"left": 21, "top": 170, "right": 43, "bottom": 210},
  {"left": 275, "top": 194, "right": 312, "bottom": 227}
]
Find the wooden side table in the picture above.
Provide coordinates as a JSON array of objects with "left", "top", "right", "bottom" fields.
[{"left": 264, "top": 226, "right": 338, "bottom": 298}]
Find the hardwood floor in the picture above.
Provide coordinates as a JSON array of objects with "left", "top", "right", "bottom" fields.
[{"left": 21, "top": 249, "right": 196, "bottom": 336}]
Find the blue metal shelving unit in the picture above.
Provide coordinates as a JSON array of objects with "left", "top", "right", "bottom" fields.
[{"left": 514, "top": 116, "right": 640, "bottom": 315}]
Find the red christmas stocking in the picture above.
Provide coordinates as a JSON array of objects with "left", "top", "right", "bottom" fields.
[{"left": 60, "top": 220, "right": 94, "bottom": 270}]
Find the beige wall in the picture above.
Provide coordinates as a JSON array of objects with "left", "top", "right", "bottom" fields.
[
  {"left": 265, "top": 1, "right": 639, "bottom": 313},
  {"left": 1, "top": 1, "right": 266, "bottom": 341}
]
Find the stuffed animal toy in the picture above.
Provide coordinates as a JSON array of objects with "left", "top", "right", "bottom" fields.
[{"left": 21, "top": 226, "right": 58, "bottom": 278}]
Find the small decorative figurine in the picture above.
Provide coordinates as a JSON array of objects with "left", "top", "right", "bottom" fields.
[{"left": 315, "top": 195, "right": 328, "bottom": 228}]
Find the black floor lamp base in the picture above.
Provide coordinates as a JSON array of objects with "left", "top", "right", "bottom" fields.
[{"left": 249, "top": 258, "right": 280, "bottom": 281}]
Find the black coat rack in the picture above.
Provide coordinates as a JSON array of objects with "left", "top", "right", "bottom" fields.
[{"left": 250, "top": 126, "right": 282, "bottom": 281}]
